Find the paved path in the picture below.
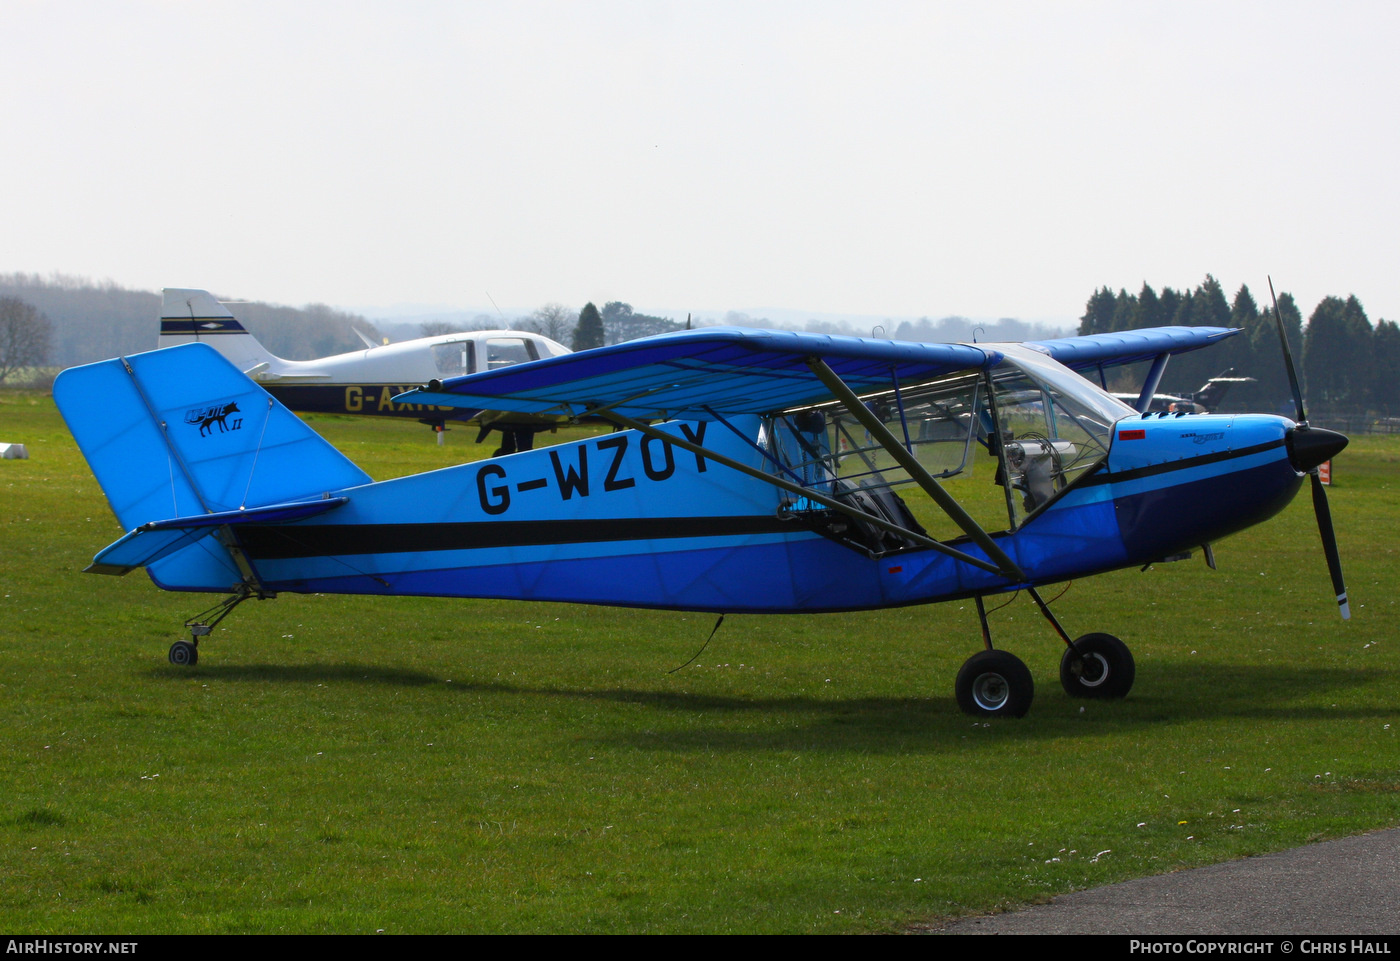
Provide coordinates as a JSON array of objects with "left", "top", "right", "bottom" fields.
[{"left": 934, "top": 828, "right": 1400, "bottom": 935}]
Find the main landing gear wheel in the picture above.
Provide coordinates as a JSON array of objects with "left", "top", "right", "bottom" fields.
[
  {"left": 168, "top": 640, "right": 198, "bottom": 667},
  {"left": 1059, "top": 633, "right": 1134, "bottom": 699},
  {"left": 955, "top": 649, "right": 1034, "bottom": 718}
]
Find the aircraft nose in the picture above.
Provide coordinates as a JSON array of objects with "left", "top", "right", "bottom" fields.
[{"left": 1287, "top": 425, "right": 1348, "bottom": 473}]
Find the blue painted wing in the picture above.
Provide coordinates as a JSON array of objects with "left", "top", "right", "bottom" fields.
[
  {"left": 1023, "top": 326, "right": 1239, "bottom": 371},
  {"left": 398, "top": 327, "right": 999, "bottom": 420},
  {"left": 400, "top": 325, "right": 1238, "bottom": 418}
]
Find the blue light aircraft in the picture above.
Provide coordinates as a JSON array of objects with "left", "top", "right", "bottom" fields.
[
  {"left": 54, "top": 311, "right": 1347, "bottom": 717},
  {"left": 159, "top": 288, "right": 572, "bottom": 452}
]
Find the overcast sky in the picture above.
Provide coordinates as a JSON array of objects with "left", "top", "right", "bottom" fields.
[{"left": 3, "top": 0, "right": 1396, "bottom": 326}]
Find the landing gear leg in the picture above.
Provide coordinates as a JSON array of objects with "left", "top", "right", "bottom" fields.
[
  {"left": 1025, "top": 586, "right": 1136, "bottom": 700},
  {"left": 170, "top": 586, "right": 272, "bottom": 667},
  {"left": 1027, "top": 586, "right": 1074, "bottom": 646},
  {"left": 974, "top": 595, "right": 994, "bottom": 651}
]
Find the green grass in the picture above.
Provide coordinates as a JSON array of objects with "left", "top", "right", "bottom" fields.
[{"left": 1, "top": 391, "right": 1396, "bottom": 933}]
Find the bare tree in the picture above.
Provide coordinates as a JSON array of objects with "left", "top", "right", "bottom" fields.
[
  {"left": 0, "top": 297, "right": 52, "bottom": 384},
  {"left": 522, "top": 303, "right": 575, "bottom": 343},
  {"left": 419, "top": 321, "right": 460, "bottom": 337}
]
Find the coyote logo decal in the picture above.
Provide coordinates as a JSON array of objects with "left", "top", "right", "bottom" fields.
[{"left": 185, "top": 401, "right": 243, "bottom": 437}]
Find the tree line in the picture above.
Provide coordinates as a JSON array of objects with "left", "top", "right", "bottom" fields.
[
  {"left": 0, "top": 276, "right": 695, "bottom": 381},
  {"left": 7, "top": 272, "right": 1393, "bottom": 421},
  {"left": 0, "top": 273, "right": 382, "bottom": 374},
  {"left": 1080, "top": 276, "right": 1400, "bottom": 418}
]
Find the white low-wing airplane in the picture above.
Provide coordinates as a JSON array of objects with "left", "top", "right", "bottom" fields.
[
  {"left": 1111, "top": 368, "right": 1256, "bottom": 414},
  {"left": 159, "top": 288, "right": 572, "bottom": 451}
]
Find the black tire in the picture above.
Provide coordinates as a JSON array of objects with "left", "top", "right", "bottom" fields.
[
  {"left": 1060, "top": 633, "right": 1134, "bottom": 699},
  {"left": 169, "top": 640, "right": 198, "bottom": 667},
  {"left": 955, "top": 649, "right": 1034, "bottom": 718}
]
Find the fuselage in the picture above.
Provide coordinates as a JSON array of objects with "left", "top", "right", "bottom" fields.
[
  {"left": 158, "top": 288, "right": 571, "bottom": 425},
  {"left": 244, "top": 331, "right": 572, "bottom": 422}
]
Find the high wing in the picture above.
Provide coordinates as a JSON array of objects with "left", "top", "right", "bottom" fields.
[
  {"left": 398, "top": 325, "right": 1239, "bottom": 418},
  {"left": 1022, "top": 326, "right": 1239, "bottom": 371},
  {"left": 1021, "top": 326, "right": 1240, "bottom": 413},
  {"left": 397, "top": 327, "right": 999, "bottom": 419}
]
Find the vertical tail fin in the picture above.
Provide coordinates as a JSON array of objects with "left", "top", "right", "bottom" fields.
[
  {"left": 1193, "top": 368, "right": 1255, "bottom": 411},
  {"left": 159, "top": 288, "right": 281, "bottom": 376},
  {"left": 55, "top": 343, "right": 371, "bottom": 589}
]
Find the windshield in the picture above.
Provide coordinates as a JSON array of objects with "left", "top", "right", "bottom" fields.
[
  {"left": 984, "top": 345, "right": 1130, "bottom": 526},
  {"left": 994, "top": 344, "right": 1137, "bottom": 425}
]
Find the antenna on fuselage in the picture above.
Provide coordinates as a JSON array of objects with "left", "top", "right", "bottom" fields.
[{"left": 486, "top": 292, "right": 507, "bottom": 325}]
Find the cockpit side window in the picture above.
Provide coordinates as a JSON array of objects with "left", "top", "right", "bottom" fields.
[
  {"left": 432, "top": 341, "right": 474, "bottom": 377},
  {"left": 486, "top": 338, "right": 540, "bottom": 369},
  {"left": 761, "top": 371, "right": 999, "bottom": 546},
  {"left": 764, "top": 372, "right": 983, "bottom": 491}
]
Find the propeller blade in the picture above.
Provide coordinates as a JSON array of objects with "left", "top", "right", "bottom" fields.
[
  {"left": 1268, "top": 276, "right": 1307, "bottom": 424},
  {"left": 1273, "top": 277, "right": 1349, "bottom": 620},
  {"left": 1310, "top": 472, "right": 1350, "bottom": 620}
]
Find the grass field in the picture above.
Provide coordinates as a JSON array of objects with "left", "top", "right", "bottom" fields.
[{"left": 1, "top": 389, "right": 1396, "bottom": 933}]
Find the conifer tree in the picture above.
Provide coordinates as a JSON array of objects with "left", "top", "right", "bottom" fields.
[{"left": 572, "top": 302, "right": 605, "bottom": 351}]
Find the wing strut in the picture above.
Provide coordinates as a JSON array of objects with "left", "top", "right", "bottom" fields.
[
  {"left": 804, "top": 357, "right": 1027, "bottom": 582},
  {"left": 594, "top": 408, "right": 1010, "bottom": 576},
  {"left": 1135, "top": 353, "right": 1171, "bottom": 413}
]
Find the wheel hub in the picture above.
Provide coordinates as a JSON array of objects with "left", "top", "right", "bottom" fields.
[
  {"left": 971, "top": 672, "right": 1010, "bottom": 711},
  {"left": 1074, "top": 652, "right": 1109, "bottom": 687}
]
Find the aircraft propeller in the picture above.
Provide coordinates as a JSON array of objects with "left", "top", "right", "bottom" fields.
[{"left": 1270, "top": 277, "right": 1350, "bottom": 619}]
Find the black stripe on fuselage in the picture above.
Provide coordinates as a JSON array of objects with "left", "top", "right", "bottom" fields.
[
  {"left": 1083, "top": 438, "right": 1286, "bottom": 487},
  {"left": 236, "top": 514, "right": 802, "bottom": 560}
]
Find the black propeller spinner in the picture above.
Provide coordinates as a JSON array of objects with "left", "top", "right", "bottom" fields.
[{"left": 1270, "top": 277, "right": 1350, "bottom": 619}]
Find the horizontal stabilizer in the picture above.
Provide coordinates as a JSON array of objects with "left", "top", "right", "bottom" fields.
[
  {"left": 86, "top": 527, "right": 217, "bottom": 576},
  {"left": 85, "top": 497, "right": 350, "bottom": 576},
  {"left": 247, "top": 372, "right": 331, "bottom": 382}
]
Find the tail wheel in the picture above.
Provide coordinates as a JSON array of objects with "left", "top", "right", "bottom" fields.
[
  {"left": 1060, "top": 633, "right": 1134, "bottom": 699},
  {"left": 955, "top": 649, "right": 1034, "bottom": 718},
  {"left": 168, "top": 640, "right": 198, "bottom": 667}
]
